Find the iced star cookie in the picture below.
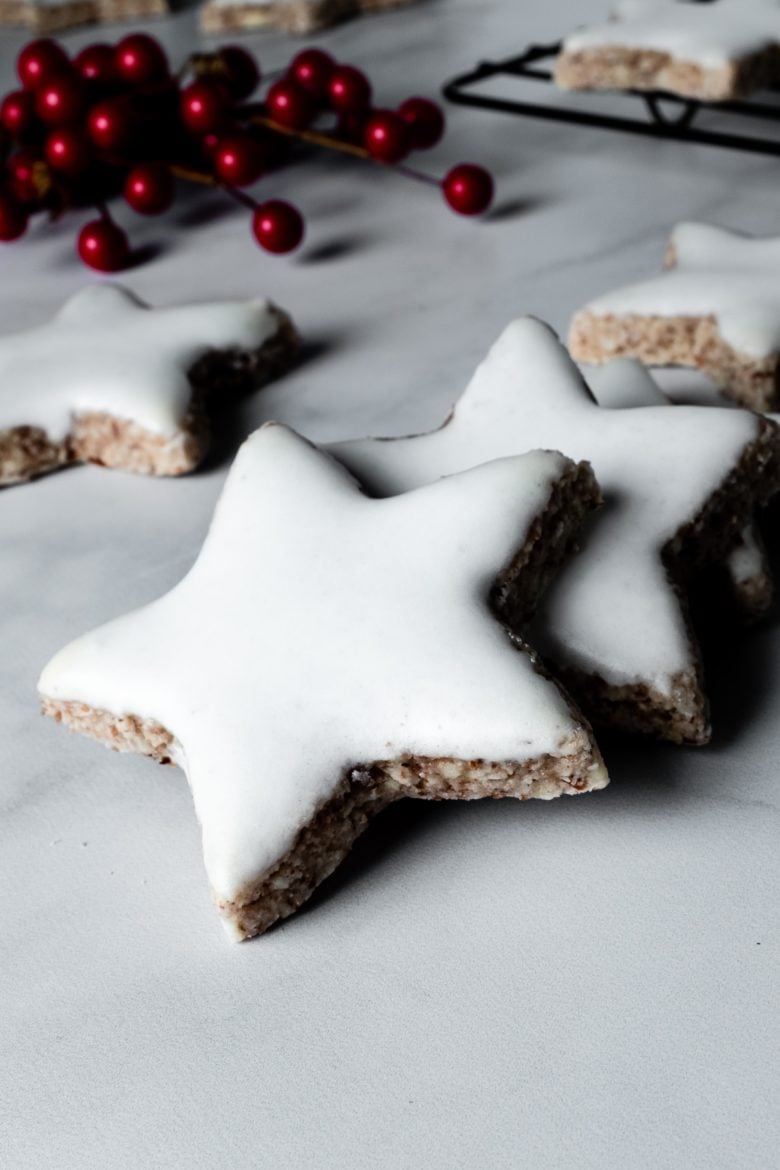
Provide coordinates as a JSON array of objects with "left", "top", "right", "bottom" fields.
[
  {"left": 587, "top": 357, "right": 775, "bottom": 618},
  {"left": 0, "top": 0, "right": 168, "bottom": 33},
  {"left": 329, "top": 318, "right": 780, "bottom": 744},
  {"left": 555, "top": 1, "right": 780, "bottom": 102},
  {"left": 0, "top": 284, "right": 297, "bottom": 486},
  {"left": 570, "top": 223, "right": 780, "bottom": 413},
  {"left": 201, "top": 0, "right": 414, "bottom": 36},
  {"left": 40, "top": 423, "right": 607, "bottom": 941}
]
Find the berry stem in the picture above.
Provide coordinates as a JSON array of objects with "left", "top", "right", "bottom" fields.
[
  {"left": 244, "top": 110, "right": 443, "bottom": 186},
  {"left": 167, "top": 161, "right": 257, "bottom": 212}
]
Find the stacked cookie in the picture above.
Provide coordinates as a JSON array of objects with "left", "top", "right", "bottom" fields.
[{"left": 13, "top": 257, "right": 778, "bottom": 940}]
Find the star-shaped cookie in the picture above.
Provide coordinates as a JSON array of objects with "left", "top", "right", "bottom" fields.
[
  {"left": 201, "top": 0, "right": 415, "bottom": 36},
  {"left": 587, "top": 356, "right": 775, "bottom": 617},
  {"left": 556, "top": 0, "right": 780, "bottom": 102},
  {"left": 0, "top": 284, "right": 297, "bottom": 487},
  {"left": 570, "top": 222, "right": 780, "bottom": 411},
  {"left": 40, "top": 423, "right": 607, "bottom": 941},
  {"left": 329, "top": 318, "right": 780, "bottom": 744},
  {"left": 0, "top": 0, "right": 168, "bottom": 33}
]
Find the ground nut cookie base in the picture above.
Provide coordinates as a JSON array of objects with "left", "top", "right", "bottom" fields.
[
  {"left": 570, "top": 310, "right": 780, "bottom": 412},
  {"left": 0, "top": 0, "right": 167, "bottom": 30},
  {"left": 0, "top": 306, "right": 298, "bottom": 486},
  {"left": 42, "top": 697, "right": 604, "bottom": 940},
  {"left": 201, "top": 0, "right": 357, "bottom": 34},
  {"left": 554, "top": 45, "right": 779, "bottom": 102},
  {"left": 200, "top": 0, "right": 413, "bottom": 34}
]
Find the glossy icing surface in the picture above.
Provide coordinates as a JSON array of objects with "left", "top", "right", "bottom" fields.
[{"left": 39, "top": 423, "right": 603, "bottom": 906}]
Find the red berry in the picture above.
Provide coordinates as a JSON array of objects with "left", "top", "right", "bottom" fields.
[
  {"left": 398, "top": 97, "right": 444, "bottom": 150},
  {"left": 74, "top": 43, "right": 117, "bottom": 87},
  {"left": 266, "top": 79, "right": 314, "bottom": 130},
  {"left": 180, "top": 81, "right": 231, "bottom": 135},
  {"left": 363, "top": 110, "right": 410, "bottom": 164},
  {"left": 0, "top": 191, "right": 28, "bottom": 241},
  {"left": 218, "top": 46, "right": 260, "bottom": 100},
  {"left": 35, "top": 72, "right": 86, "bottom": 126},
  {"left": 115, "top": 34, "right": 169, "bottom": 86},
  {"left": 87, "top": 98, "right": 138, "bottom": 152},
  {"left": 77, "top": 218, "right": 129, "bottom": 272},
  {"left": 288, "top": 48, "right": 334, "bottom": 100},
  {"left": 213, "top": 134, "right": 267, "bottom": 187},
  {"left": 1, "top": 90, "right": 36, "bottom": 137},
  {"left": 442, "top": 163, "right": 494, "bottom": 216},
  {"left": 123, "top": 162, "right": 174, "bottom": 215},
  {"left": 327, "top": 66, "right": 372, "bottom": 114},
  {"left": 6, "top": 148, "right": 47, "bottom": 202},
  {"left": 17, "top": 39, "right": 69, "bottom": 90},
  {"left": 252, "top": 200, "right": 304, "bottom": 254},
  {"left": 45, "top": 127, "right": 92, "bottom": 176}
]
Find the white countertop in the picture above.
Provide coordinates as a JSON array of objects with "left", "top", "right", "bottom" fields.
[{"left": 2, "top": 2, "right": 778, "bottom": 1167}]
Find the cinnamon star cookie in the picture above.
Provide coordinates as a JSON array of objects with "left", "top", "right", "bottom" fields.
[
  {"left": 0, "top": 0, "right": 168, "bottom": 33},
  {"left": 330, "top": 318, "right": 780, "bottom": 744},
  {"left": 0, "top": 284, "right": 297, "bottom": 486},
  {"left": 40, "top": 423, "right": 607, "bottom": 941},
  {"left": 556, "top": 0, "right": 780, "bottom": 102},
  {"left": 570, "top": 223, "right": 780, "bottom": 411},
  {"left": 201, "top": 0, "right": 414, "bottom": 36}
]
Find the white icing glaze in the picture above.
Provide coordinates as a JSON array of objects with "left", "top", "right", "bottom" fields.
[
  {"left": 586, "top": 222, "right": 780, "bottom": 359},
  {"left": 585, "top": 356, "right": 668, "bottom": 408},
  {"left": 587, "top": 356, "right": 775, "bottom": 598},
  {"left": 565, "top": 1, "right": 780, "bottom": 69},
  {"left": 0, "top": 284, "right": 281, "bottom": 441},
  {"left": 39, "top": 423, "right": 605, "bottom": 908},
  {"left": 330, "top": 319, "right": 763, "bottom": 694}
]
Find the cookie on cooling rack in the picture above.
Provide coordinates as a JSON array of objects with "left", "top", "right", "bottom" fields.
[{"left": 555, "top": 1, "right": 780, "bottom": 102}]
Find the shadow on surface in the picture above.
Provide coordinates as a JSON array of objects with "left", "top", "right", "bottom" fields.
[
  {"left": 485, "top": 195, "right": 545, "bottom": 223},
  {"left": 300, "top": 234, "right": 370, "bottom": 264},
  {"left": 197, "top": 333, "right": 341, "bottom": 473}
]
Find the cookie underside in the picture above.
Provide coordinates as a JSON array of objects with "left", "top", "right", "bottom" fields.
[
  {"left": 554, "top": 46, "right": 778, "bottom": 102},
  {"left": 0, "top": 307, "right": 298, "bottom": 486},
  {"left": 41, "top": 462, "right": 607, "bottom": 941},
  {"left": 547, "top": 419, "right": 780, "bottom": 744},
  {"left": 570, "top": 309, "right": 780, "bottom": 412}
]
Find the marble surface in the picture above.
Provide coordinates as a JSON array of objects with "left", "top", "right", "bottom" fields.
[{"left": 1, "top": 2, "right": 778, "bottom": 1167}]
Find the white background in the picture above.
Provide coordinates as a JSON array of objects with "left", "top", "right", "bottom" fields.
[{"left": 1, "top": 2, "right": 778, "bottom": 1167}]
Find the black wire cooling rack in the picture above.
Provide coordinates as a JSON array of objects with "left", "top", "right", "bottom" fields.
[{"left": 442, "top": 39, "right": 780, "bottom": 159}]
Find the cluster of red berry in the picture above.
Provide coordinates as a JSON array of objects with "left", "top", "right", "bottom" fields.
[{"left": 0, "top": 33, "right": 495, "bottom": 273}]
